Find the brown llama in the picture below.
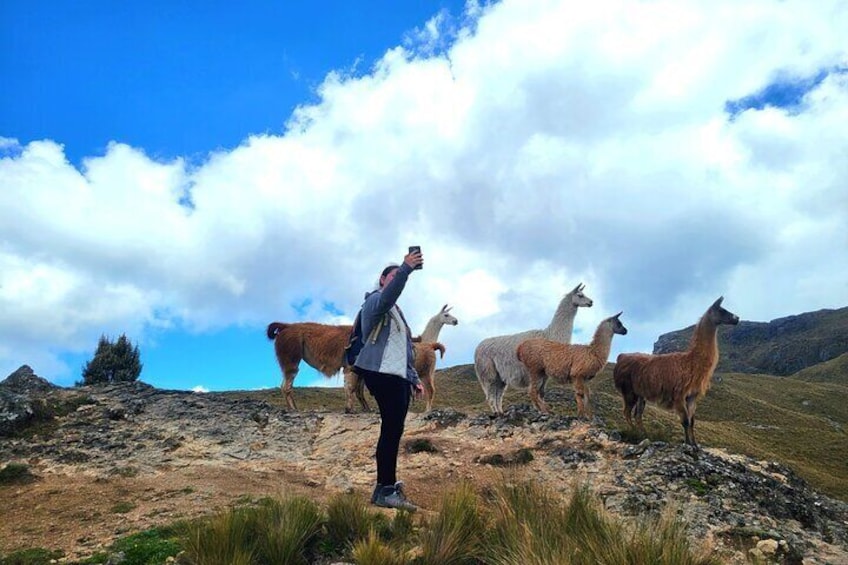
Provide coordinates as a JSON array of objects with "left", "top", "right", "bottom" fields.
[
  {"left": 267, "top": 305, "right": 456, "bottom": 413},
  {"left": 266, "top": 322, "right": 366, "bottom": 412},
  {"left": 613, "top": 297, "right": 739, "bottom": 448},
  {"left": 517, "top": 313, "right": 627, "bottom": 418}
]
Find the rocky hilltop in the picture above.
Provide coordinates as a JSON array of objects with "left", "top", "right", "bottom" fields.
[
  {"left": 653, "top": 307, "right": 848, "bottom": 376},
  {"left": 2, "top": 367, "right": 847, "bottom": 564}
]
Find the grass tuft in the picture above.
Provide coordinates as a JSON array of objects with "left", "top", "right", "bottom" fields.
[
  {"left": 323, "top": 492, "right": 388, "bottom": 556},
  {"left": 350, "top": 529, "right": 407, "bottom": 565},
  {"left": 418, "top": 482, "right": 485, "bottom": 565}
]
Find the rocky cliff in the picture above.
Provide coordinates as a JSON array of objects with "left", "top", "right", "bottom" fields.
[
  {"left": 1, "top": 367, "right": 847, "bottom": 564},
  {"left": 653, "top": 307, "right": 848, "bottom": 376}
]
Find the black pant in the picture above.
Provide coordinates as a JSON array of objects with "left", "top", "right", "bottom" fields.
[{"left": 361, "top": 369, "right": 411, "bottom": 486}]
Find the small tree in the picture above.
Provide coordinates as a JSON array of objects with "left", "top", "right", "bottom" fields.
[{"left": 79, "top": 334, "right": 143, "bottom": 386}]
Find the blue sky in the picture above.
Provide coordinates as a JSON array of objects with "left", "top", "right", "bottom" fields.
[{"left": 2, "top": 0, "right": 847, "bottom": 393}]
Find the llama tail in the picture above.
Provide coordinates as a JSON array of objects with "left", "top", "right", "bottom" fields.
[
  {"left": 516, "top": 343, "right": 526, "bottom": 364},
  {"left": 266, "top": 322, "right": 289, "bottom": 340},
  {"left": 430, "top": 342, "right": 446, "bottom": 359}
]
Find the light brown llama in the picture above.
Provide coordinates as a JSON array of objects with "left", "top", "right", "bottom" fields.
[
  {"left": 410, "top": 342, "right": 446, "bottom": 412},
  {"left": 267, "top": 305, "right": 456, "bottom": 413},
  {"left": 613, "top": 297, "right": 739, "bottom": 448},
  {"left": 517, "top": 313, "right": 627, "bottom": 418}
]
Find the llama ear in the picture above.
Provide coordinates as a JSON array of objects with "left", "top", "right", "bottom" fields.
[
  {"left": 441, "top": 304, "right": 448, "bottom": 312},
  {"left": 614, "top": 311, "right": 623, "bottom": 318},
  {"left": 572, "top": 283, "right": 583, "bottom": 293},
  {"left": 445, "top": 306, "right": 453, "bottom": 313},
  {"left": 712, "top": 296, "right": 724, "bottom": 308}
]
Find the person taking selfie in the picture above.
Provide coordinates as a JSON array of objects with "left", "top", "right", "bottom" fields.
[{"left": 353, "top": 248, "right": 424, "bottom": 511}]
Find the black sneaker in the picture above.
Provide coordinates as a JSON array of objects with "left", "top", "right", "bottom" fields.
[
  {"left": 370, "top": 483, "right": 383, "bottom": 504},
  {"left": 374, "top": 485, "right": 417, "bottom": 512}
]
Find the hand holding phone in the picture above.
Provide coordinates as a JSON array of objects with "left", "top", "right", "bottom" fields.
[{"left": 407, "top": 246, "right": 423, "bottom": 270}]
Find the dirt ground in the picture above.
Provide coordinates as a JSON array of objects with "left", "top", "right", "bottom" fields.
[{"left": 0, "top": 418, "right": 499, "bottom": 561}]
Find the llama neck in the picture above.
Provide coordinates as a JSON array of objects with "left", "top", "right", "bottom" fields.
[
  {"left": 545, "top": 297, "right": 577, "bottom": 342},
  {"left": 420, "top": 317, "right": 443, "bottom": 342},
  {"left": 589, "top": 322, "right": 615, "bottom": 364},
  {"left": 689, "top": 315, "right": 719, "bottom": 370}
]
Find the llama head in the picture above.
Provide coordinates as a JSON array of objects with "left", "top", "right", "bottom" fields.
[
  {"left": 438, "top": 304, "right": 459, "bottom": 326},
  {"left": 569, "top": 283, "right": 594, "bottom": 308},
  {"left": 607, "top": 311, "right": 628, "bottom": 335},
  {"left": 707, "top": 297, "right": 740, "bottom": 326}
]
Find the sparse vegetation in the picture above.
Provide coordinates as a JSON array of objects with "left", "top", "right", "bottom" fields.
[
  {"left": 111, "top": 501, "right": 136, "bottom": 514},
  {"left": 0, "top": 547, "right": 63, "bottom": 565}
]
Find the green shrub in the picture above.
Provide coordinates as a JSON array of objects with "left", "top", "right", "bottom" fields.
[
  {"left": 79, "top": 334, "right": 142, "bottom": 386},
  {"left": 323, "top": 492, "right": 388, "bottom": 555},
  {"left": 0, "top": 463, "right": 33, "bottom": 485}
]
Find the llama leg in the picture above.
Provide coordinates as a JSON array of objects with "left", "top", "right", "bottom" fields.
[
  {"left": 575, "top": 380, "right": 592, "bottom": 419},
  {"left": 475, "top": 355, "right": 502, "bottom": 414},
  {"left": 622, "top": 393, "right": 634, "bottom": 426},
  {"left": 529, "top": 372, "right": 550, "bottom": 414},
  {"left": 494, "top": 378, "right": 509, "bottom": 414},
  {"left": 634, "top": 397, "right": 646, "bottom": 431},
  {"left": 424, "top": 374, "right": 435, "bottom": 412},
  {"left": 344, "top": 368, "right": 370, "bottom": 413},
  {"left": 282, "top": 367, "right": 299, "bottom": 411},
  {"left": 684, "top": 395, "right": 699, "bottom": 448}
]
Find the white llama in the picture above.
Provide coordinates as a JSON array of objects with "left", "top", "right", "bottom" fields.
[
  {"left": 474, "top": 283, "right": 593, "bottom": 414},
  {"left": 416, "top": 304, "right": 459, "bottom": 342}
]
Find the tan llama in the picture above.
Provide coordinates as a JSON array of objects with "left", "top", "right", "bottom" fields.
[{"left": 517, "top": 313, "right": 627, "bottom": 418}]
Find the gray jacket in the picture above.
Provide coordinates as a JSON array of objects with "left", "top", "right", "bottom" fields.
[{"left": 353, "top": 262, "right": 420, "bottom": 385}]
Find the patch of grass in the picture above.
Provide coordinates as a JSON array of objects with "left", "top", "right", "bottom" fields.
[
  {"left": 0, "top": 548, "right": 63, "bottom": 565},
  {"left": 0, "top": 463, "right": 34, "bottom": 485},
  {"left": 110, "top": 466, "right": 139, "bottom": 478},
  {"left": 350, "top": 529, "right": 407, "bottom": 565},
  {"left": 479, "top": 480, "right": 717, "bottom": 565},
  {"left": 684, "top": 479, "right": 711, "bottom": 497},
  {"left": 181, "top": 496, "right": 323, "bottom": 565},
  {"left": 478, "top": 448, "right": 534, "bottom": 467},
  {"left": 405, "top": 437, "right": 440, "bottom": 454},
  {"left": 323, "top": 492, "right": 389, "bottom": 556},
  {"left": 418, "top": 482, "right": 485, "bottom": 565},
  {"left": 76, "top": 527, "right": 183, "bottom": 565},
  {"left": 111, "top": 501, "right": 136, "bottom": 514}
]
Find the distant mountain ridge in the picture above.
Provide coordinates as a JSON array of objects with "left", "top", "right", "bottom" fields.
[{"left": 653, "top": 306, "right": 848, "bottom": 376}]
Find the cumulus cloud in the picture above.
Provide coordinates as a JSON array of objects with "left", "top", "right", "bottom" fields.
[{"left": 1, "top": 0, "right": 847, "bottom": 381}]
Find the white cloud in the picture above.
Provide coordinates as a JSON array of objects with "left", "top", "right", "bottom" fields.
[
  {"left": 192, "top": 385, "right": 209, "bottom": 393},
  {"left": 1, "top": 0, "right": 847, "bottom": 380}
]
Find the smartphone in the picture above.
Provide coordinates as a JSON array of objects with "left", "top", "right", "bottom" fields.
[{"left": 408, "top": 246, "right": 423, "bottom": 269}]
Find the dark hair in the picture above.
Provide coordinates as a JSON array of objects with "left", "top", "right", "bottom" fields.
[{"left": 381, "top": 264, "right": 399, "bottom": 278}]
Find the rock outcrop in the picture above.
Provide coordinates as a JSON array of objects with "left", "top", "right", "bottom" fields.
[
  {"left": 0, "top": 365, "right": 61, "bottom": 437},
  {"left": 1, "top": 378, "right": 846, "bottom": 564}
]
